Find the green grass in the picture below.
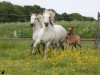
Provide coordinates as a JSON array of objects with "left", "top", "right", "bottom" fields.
[
  {"left": 0, "top": 39, "right": 100, "bottom": 75},
  {"left": 0, "top": 21, "right": 100, "bottom": 75},
  {"left": 0, "top": 21, "right": 100, "bottom": 38}
]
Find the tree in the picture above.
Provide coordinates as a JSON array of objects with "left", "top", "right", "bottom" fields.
[{"left": 0, "top": 1, "right": 96, "bottom": 22}]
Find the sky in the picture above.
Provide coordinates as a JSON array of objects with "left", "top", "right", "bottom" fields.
[{"left": 0, "top": 0, "right": 100, "bottom": 19}]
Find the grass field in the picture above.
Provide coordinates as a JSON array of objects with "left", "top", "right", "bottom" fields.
[
  {"left": 0, "top": 39, "right": 100, "bottom": 75},
  {"left": 0, "top": 20, "right": 100, "bottom": 38},
  {"left": 0, "top": 21, "right": 100, "bottom": 75}
]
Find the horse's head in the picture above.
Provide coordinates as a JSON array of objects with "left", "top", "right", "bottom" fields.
[
  {"left": 67, "top": 26, "right": 74, "bottom": 35},
  {"left": 37, "top": 14, "right": 43, "bottom": 23},
  {"left": 43, "top": 10, "right": 54, "bottom": 27},
  {"left": 30, "top": 13, "right": 38, "bottom": 27},
  {"left": 43, "top": 13, "right": 51, "bottom": 27}
]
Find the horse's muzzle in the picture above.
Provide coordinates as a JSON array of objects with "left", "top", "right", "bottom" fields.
[
  {"left": 30, "top": 23, "right": 35, "bottom": 27},
  {"left": 45, "top": 23, "right": 48, "bottom": 27}
]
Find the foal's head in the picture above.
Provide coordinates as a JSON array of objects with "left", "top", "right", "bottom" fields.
[
  {"left": 67, "top": 26, "right": 74, "bottom": 35},
  {"left": 30, "top": 14, "right": 38, "bottom": 27}
]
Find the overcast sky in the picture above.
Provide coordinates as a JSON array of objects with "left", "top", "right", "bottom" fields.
[{"left": 0, "top": 0, "right": 100, "bottom": 19}]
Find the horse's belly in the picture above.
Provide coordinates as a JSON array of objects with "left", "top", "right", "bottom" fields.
[{"left": 42, "top": 32, "right": 55, "bottom": 43}]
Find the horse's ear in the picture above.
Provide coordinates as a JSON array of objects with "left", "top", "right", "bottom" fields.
[
  {"left": 37, "top": 14, "right": 40, "bottom": 18},
  {"left": 68, "top": 25, "right": 71, "bottom": 28},
  {"left": 35, "top": 13, "right": 38, "bottom": 16}
]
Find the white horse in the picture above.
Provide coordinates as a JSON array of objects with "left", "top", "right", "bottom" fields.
[
  {"left": 33, "top": 11, "right": 67, "bottom": 59},
  {"left": 30, "top": 14, "right": 45, "bottom": 53},
  {"left": 30, "top": 12, "right": 55, "bottom": 54}
]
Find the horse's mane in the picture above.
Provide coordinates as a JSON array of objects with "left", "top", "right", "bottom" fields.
[
  {"left": 44, "top": 10, "right": 55, "bottom": 24},
  {"left": 37, "top": 14, "right": 44, "bottom": 28}
]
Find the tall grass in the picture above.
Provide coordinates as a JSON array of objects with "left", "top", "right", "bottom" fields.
[
  {"left": 0, "top": 22, "right": 32, "bottom": 38},
  {"left": 0, "top": 21, "right": 99, "bottom": 38}
]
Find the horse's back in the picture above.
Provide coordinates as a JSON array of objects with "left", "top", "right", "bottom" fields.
[
  {"left": 75, "top": 35, "right": 81, "bottom": 44},
  {"left": 67, "top": 35, "right": 81, "bottom": 44},
  {"left": 54, "top": 25, "right": 67, "bottom": 41}
]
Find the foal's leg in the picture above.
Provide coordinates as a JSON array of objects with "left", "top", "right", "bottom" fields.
[
  {"left": 77, "top": 44, "right": 82, "bottom": 49},
  {"left": 74, "top": 44, "right": 77, "bottom": 48},
  {"left": 71, "top": 44, "right": 74, "bottom": 50}
]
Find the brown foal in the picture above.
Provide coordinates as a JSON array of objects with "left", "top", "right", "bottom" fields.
[{"left": 66, "top": 26, "right": 82, "bottom": 49}]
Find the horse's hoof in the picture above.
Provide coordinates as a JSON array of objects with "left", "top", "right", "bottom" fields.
[
  {"left": 33, "top": 52, "right": 36, "bottom": 55},
  {"left": 32, "top": 52, "right": 36, "bottom": 55}
]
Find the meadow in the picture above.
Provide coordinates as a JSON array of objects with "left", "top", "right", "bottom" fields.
[
  {"left": 0, "top": 20, "right": 99, "bottom": 38},
  {"left": 0, "top": 21, "right": 100, "bottom": 75}
]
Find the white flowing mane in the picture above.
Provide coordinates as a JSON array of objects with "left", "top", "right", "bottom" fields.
[{"left": 44, "top": 10, "right": 55, "bottom": 24}]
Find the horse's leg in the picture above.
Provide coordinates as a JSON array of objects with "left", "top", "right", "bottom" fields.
[
  {"left": 71, "top": 44, "right": 74, "bottom": 50},
  {"left": 44, "top": 42, "right": 51, "bottom": 60},
  {"left": 77, "top": 44, "right": 82, "bottom": 49},
  {"left": 37, "top": 44, "right": 41, "bottom": 54},
  {"left": 51, "top": 43, "right": 55, "bottom": 49},
  {"left": 41, "top": 43, "right": 45, "bottom": 52},
  {"left": 59, "top": 41, "right": 64, "bottom": 50},
  {"left": 74, "top": 44, "right": 77, "bottom": 48},
  {"left": 52, "top": 43, "right": 59, "bottom": 50},
  {"left": 33, "top": 40, "right": 41, "bottom": 55}
]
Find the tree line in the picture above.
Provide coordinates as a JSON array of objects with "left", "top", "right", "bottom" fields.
[{"left": 0, "top": 1, "right": 95, "bottom": 22}]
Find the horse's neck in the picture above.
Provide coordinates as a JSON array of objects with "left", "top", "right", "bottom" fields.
[
  {"left": 69, "top": 31, "right": 74, "bottom": 36},
  {"left": 44, "top": 24, "right": 53, "bottom": 31},
  {"left": 39, "top": 21, "right": 44, "bottom": 28},
  {"left": 33, "top": 22, "right": 41, "bottom": 32}
]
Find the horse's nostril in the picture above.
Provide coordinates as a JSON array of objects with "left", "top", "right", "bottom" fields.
[
  {"left": 30, "top": 23, "right": 34, "bottom": 27},
  {"left": 45, "top": 23, "right": 48, "bottom": 27}
]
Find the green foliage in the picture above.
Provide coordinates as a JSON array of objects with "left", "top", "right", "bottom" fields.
[
  {"left": 0, "top": 1, "right": 95, "bottom": 23},
  {"left": 0, "top": 1, "right": 44, "bottom": 22}
]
